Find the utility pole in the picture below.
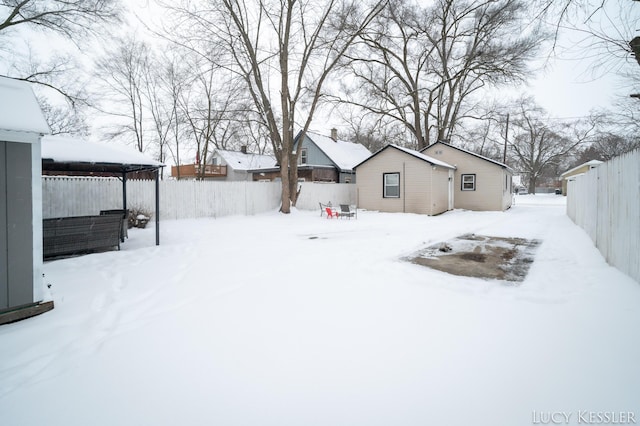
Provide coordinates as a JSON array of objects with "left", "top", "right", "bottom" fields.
[{"left": 503, "top": 113, "right": 509, "bottom": 164}]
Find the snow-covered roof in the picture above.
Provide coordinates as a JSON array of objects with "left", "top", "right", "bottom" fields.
[
  {"left": 424, "top": 141, "right": 510, "bottom": 170},
  {"left": 0, "top": 76, "right": 50, "bottom": 135},
  {"left": 560, "top": 160, "right": 603, "bottom": 178},
  {"left": 354, "top": 144, "right": 455, "bottom": 170},
  {"left": 214, "top": 149, "right": 276, "bottom": 171},
  {"left": 304, "top": 131, "right": 372, "bottom": 171},
  {"left": 42, "top": 135, "right": 163, "bottom": 168},
  {"left": 390, "top": 144, "right": 456, "bottom": 169}
]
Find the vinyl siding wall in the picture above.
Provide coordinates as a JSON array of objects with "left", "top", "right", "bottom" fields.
[
  {"left": 297, "top": 136, "right": 333, "bottom": 167},
  {"left": 296, "top": 136, "right": 358, "bottom": 183},
  {"left": 424, "top": 144, "right": 510, "bottom": 211},
  {"left": 356, "top": 148, "right": 450, "bottom": 215}
]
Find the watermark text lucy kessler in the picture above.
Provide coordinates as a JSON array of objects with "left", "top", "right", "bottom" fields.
[{"left": 532, "top": 410, "right": 637, "bottom": 424}]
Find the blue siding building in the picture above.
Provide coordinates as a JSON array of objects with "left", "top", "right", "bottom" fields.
[{"left": 292, "top": 129, "right": 371, "bottom": 183}]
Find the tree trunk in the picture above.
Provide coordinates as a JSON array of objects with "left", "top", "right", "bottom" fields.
[
  {"left": 288, "top": 151, "right": 300, "bottom": 206},
  {"left": 280, "top": 152, "right": 291, "bottom": 213},
  {"left": 529, "top": 176, "right": 536, "bottom": 195}
]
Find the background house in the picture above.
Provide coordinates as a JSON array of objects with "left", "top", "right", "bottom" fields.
[
  {"left": 0, "top": 77, "right": 52, "bottom": 323},
  {"left": 423, "top": 141, "right": 513, "bottom": 212},
  {"left": 249, "top": 129, "right": 372, "bottom": 183},
  {"left": 292, "top": 129, "right": 371, "bottom": 183},
  {"left": 355, "top": 144, "right": 455, "bottom": 215},
  {"left": 560, "top": 159, "right": 603, "bottom": 195},
  {"left": 172, "top": 146, "right": 276, "bottom": 181},
  {"left": 209, "top": 147, "right": 276, "bottom": 181}
]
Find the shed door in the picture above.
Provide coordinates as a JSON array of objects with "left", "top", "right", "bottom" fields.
[
  {"left": 0, "top": 141, "right": 34, "bottom": 311},
  {"left": 0, "top": 141, "right": 6, "bottom": 309}
]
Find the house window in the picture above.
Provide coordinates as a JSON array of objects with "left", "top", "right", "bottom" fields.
[
  {"left": 461, "top": 174, "right": 476, "bottom": 191},
  {"left": 383, "top": 173, "right": 400, "bottom": 198},
  {"left": 301, "top": 148, "right": 308, "bottom": 165}
]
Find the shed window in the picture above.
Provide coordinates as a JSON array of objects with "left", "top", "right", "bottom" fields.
[
  {"left": 384, "top": 173, "right": 400, "bottom": 198},
  {"left": 462, "top": 174, "right": 476, "bottom": 191},
  {"left": 301, "top": 148, "right": 308, "bottom": 165}
]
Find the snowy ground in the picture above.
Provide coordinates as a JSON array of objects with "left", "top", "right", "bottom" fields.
[{"left": 1, "top": 195, "right": 639, "bottom": 426}]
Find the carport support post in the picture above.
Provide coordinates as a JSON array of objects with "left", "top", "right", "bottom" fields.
[
  {"left": 122, "top": 172, "right": 127, "bottom": 211},
  {"left": 155, "top": 169, "right": 160, "bottom": 246}
]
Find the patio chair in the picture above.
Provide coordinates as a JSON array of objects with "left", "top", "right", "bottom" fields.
[
  {"left": 319, "top": 202, "right": 333, "bottom": 217},
  {"left": 339, "top": 204, "right": 355, "bottom": 219},
  {"left": 325, "top": 207, "right": 338, "bottom": 219}
]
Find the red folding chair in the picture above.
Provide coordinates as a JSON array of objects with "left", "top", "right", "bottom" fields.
[{"left": 325, "top": 207, "right": 338, "bottom": 219}]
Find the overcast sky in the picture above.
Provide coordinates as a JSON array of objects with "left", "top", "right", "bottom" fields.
[
  {"left": 5, "top": 0, "right": 636, "bottom": 141},
  {"left": 125, "top": 0, "right": 637, "bottom": 121},
  {"left": 529, "top": 58, "right": 621, "bottom": 119}
]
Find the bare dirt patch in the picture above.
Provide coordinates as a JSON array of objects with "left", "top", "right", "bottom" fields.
[{"left": 406, "top": 234, "right": 541, "bottom": 284}]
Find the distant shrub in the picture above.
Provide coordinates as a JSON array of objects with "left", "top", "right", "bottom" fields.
[{"left": 128, "top": 206, "right": 152, "bottom": 229}]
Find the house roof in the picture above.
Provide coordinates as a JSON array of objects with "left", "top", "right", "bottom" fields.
[
  {"left": 423, "top": 141, "right": 510, "bottom": 170},
  {"left": 41, "top": 135, "right": 164, "bottom": 174},
  {"left": 302, "top": 131, "right": 372, "bottom": 171},
  {"left": 560, "top": 159, "right": 603, "bottom": 178},
  {"left": 354, "top": 144, "right": 455, "bottom": 170},
  {"left": 215, "top": 149, "right": 276, "bottom": 171},
  {"left": 0, "top": 76, "right": 50, "bottom": 135}
]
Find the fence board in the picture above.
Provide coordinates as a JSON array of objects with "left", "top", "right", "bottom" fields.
[
  {"left": 566, "top": 149, "right": 640, "bottom": 283},
  {"left": 42, "top": 177, "right": 356, "bottom": 221}
]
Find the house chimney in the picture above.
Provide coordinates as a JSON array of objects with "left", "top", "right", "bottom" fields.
[
  {"left": 330, "top": 128, "right": 338, "bottom": 141},
  {"left": 241, "top": 145, "right": 247, "bottom": 154}
]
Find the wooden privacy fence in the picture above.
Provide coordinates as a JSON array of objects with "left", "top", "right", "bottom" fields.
[
  {"left": 566, "top": 149, "right": 640, "bottom": 283},
  {"left": 42, "top": 177, "right": 356, "bottom": 220}
]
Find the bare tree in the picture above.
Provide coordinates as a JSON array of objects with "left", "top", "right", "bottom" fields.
[
  {"left": 159, "top": 0, "right": 387, "bottom": 212},
  {"left": 459, "top": 119, "right": 504, "bottom": 160},
  {"left": 508, "top": 96, "right": 594, "bottom": 192},
  {"left": 340, "top": 0, "right": 543, "bottom": 149},
  {"left": 339, "top": 107, "right": 408, "bottom": 152},
  {"left": 95, "top": 34, "right": 151, "bottom": 153},
  {"left": 0, "top": 0, "right": 121, "bottom": 105},
  {"left": 176, "top": 56, "right": 249, "bottom": 179},
  {"left": 535, "top": 0, "right": 638, "bottom": 55},
  {"left": 162, "top": 56, "right": 190, "bottom": 179},
  {"left": 142, "top": 50, "right": 191, "bottom": 177},
  {"left": 569, "top": 104, "right": 640, "bottom": 164},
  {"left": 38, "top": 96, "right": 89, "bottom": 135},
  {"left": 572, "top": 132, "right": 640, "bottom": 165},
  {"left": 0, "top": 0, "right": 120, "bottom": 35}
]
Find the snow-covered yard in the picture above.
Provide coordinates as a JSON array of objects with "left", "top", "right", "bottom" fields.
[{"left": 1, "top": 195, "right": 639, "bottom": 426}]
